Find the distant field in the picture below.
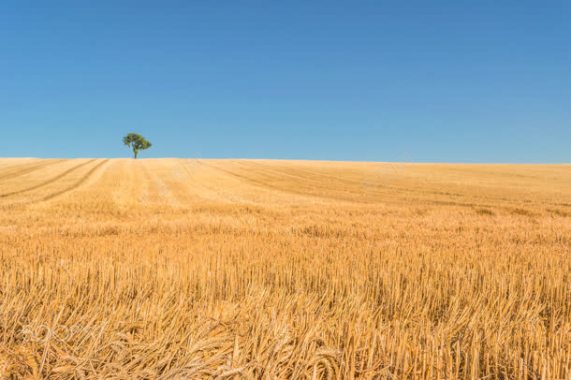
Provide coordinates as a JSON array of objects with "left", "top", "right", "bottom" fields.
[{"left": 0, "top": 158, "right": 570, "bottom": 379}]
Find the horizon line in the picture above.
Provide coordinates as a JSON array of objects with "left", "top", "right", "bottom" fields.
[{"left": 1, "top": 157, "right": 569, "bottom": 165}]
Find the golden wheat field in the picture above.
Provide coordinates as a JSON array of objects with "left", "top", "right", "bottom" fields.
[{"left": 0, "top": 158, "right": 570, "bottom": 379}]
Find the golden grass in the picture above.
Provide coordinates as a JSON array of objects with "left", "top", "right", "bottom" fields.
[{"left": 0, "top": 158, "right": 570, "bottom": 379}]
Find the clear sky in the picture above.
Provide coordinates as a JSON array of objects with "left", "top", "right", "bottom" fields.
[{"left": 0, "top": 1, "right": 569, "bottom": 162}]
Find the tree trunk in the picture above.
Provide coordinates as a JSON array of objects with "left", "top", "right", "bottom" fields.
[{"left": 134, "top": 150, "right": 138, "bottom": 159}]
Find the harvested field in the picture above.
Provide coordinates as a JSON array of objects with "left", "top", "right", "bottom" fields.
[{"left": 0, "top": 158, "right": 570, "bottom": 379}]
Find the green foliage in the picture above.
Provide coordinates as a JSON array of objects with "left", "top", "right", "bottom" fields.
[{"left": 123, "top": 133, "right": 152, "bottom": 159}]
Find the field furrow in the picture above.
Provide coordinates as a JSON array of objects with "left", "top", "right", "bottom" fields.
[
  {"left": 0, "top": 159, "right": 65, "bottom": 181},
  {"left": 0, "top": 159, "right": 96, "bottom": 199},
  {"left": 39, "top": 159, "right": 110, "bottom": 202}
]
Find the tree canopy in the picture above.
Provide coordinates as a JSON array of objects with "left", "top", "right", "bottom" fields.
[{"left": 123, "top": 133, "right": 152, "bottom": 159}]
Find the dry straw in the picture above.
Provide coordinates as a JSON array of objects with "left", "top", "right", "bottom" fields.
[{"left": 0, "top": 158, "right": 570, "bottom": 379}]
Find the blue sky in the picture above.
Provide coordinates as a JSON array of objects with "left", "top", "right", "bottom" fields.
[{"left": 0, "top": 1, "right": 569, "bottom": 162}]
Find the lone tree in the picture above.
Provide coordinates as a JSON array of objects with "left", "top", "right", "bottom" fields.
[{"left": 123, "top": 133, "right": 152, "bottom": 159}]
